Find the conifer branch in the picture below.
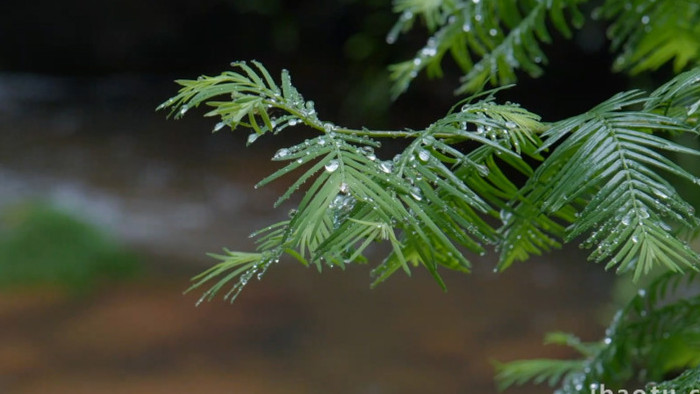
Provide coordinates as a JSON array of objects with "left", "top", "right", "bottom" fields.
[
  {"left": 387, "top": 0, "right": 586, "bottom": 97},
  {"left": 161, "top": 61, "right": 700, "bottom": 303},
  {"left": 597, "top": 0, "right": 700, "bottom": 75}
]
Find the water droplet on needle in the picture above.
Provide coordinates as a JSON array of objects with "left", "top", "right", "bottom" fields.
[{"left": 325, "top": 160, "right": 339, "bottom": 173}]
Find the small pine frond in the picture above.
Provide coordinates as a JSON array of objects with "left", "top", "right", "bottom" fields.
[
  {"left": 496, "top": 87, "right": 700, "bottom": 274},
  {"left": 495, "top": 359, "right": 585, "bottom": 391},
  {"left": 534, "top": 90, "right": 700, "bottom": 279},
  {"left": 356, "top": 130, "right": 498, "bottom": 287},
  {"left": 543, "top": 332, "right": 601, "bottom": 357},
  {"left": 496, "top": 273, "right": 700, "bottom": 393},
  {"left": 388, "top": 0, "right": 447, "bottom": 35},
  {"left": 437, "top": 95, "right": 546, "bottom": 155},
  {"left": 495, "top": 182, "right": 577, "bottom": 271},
  {"left": 439, "top": 99, "right": 570, "bottom": 271},
  {"left": 271, "top": 133, "right": 394, "bottom": 267},
  {"left": 388, "top": 0, "right": 586, "bottom": 97},
  {"left": 186, "top": 249, "right": 272, "bottom": 305},
  {"left": 653, "top": 366, "right": 700, "bottom": 392},
  {"left": 597, "top": 0, "right": 700, "bottom": 75},
  {"left": 318, "top": 95, "right": 547, "bottom": 288},
  {"left": 157, "top": 61, "right": 324, "bottom": 143},
  {"left": 433, "top": 91, "right": 575, "bottom": 271},
  {"left": 647, "top": 67, "right": 700, "bottom": 128},
  {"left": 414, "top": 97, "right": 554, "bottom": 273},
  {"left": 187, "top": 220, "right": 301, "bottom": 304}
]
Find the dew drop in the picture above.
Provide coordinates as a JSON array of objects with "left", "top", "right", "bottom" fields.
[
  {"left": 641, "top": 15, "right": 650, "bottom": 24},
  {"left": 361, "top": 146, "right": 377, "bottom": 161},
  {"left": 614, "top": 56, "right": 627, "bottom": 67},
  {"left": 499, "top": 209, "right": 512, "bottom": 224},
  {"left": 325, "top": 160, "right": 339, "bottom": 173},
  {"left": 489, "top": 28, "right": 498, "bottom": 37},
  {"left": 339, "top": 182, "right": 350, "bottom": 194},
  {"left": 505, "top": 121, "right": 517, "bottom": 129},
  {"left": 421, "top": 47, "right": 437, "bottom": 57},
  {"left": 288, "top": 118, "right": 299, "bottom": 126},
  {"left": 247, "top": 133, "right": 259, "bottom": 145},
  {"left": 621, "top": 214, "right": 631, "bottom": 226},
  {"left": 632, "top": 234, "right": 639, "bottom": 243},
  {"left": 239, "top": 272, "right": 251, "bottom": 286},
  {"left": 652, "top": 189, "right": 668, "bottom": 199},
  {"left": 195, "top": 293, "right": 207, "bottom": 307},
  {"left": 604, "top": 337, "right": 612, "bottom": 345},
  {"left": 323, "top": 122, "right": 336, "bottom": 132},
  {"left": 179, "top": 104, "right": 189, "bottom": 116},
  {"left": 213, "top": 122, "right": 226, "bottom": 132},
  {"left": 418, "top": 149, "right": 430, "bottom": 162},
  {"left": 639, "top": 208, "right": 650, "bottom": 219},
  {"left": 410, "top": 186, "right": 423, "bottom": 201},
  {"left": 462, "top": 23, "right": 471, "bottom": 32},
  {"left": 273, "top": 148, "right": 290, "bottom": 160},
  {"left": 379, "top": 161, "right": 393, "bottom": 174}
]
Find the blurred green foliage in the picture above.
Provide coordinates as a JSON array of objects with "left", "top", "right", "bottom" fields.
[{"left": 0, "top": 203, "right": 140, "bottom": 292}]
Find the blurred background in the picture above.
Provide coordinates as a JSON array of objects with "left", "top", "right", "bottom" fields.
[{"left": 0, "top": 0, "right": 672, "bottom": 393}]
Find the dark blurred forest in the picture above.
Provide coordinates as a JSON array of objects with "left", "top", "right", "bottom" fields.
[{"left": 0, "top": 0, "right": 634, "bottom": 125}]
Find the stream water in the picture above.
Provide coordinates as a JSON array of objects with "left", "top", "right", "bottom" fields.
[{"left": 0, "top": 74, "right": 614, "bottom": 393}]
